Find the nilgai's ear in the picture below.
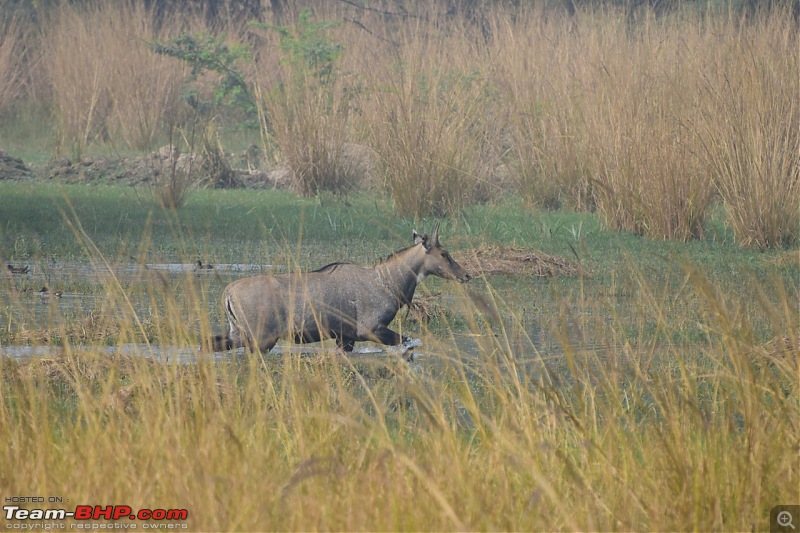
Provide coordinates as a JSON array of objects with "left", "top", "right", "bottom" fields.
[
  {"left": 432, "top": 222, "right": 440, "bottom": 246},
  {"left": 413, "top": 230, "right": 425, "bottom": 245}
]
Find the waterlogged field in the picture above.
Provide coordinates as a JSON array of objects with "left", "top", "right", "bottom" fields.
[{"left": 0, "top": 182, "right": 797, "bottom": 530}]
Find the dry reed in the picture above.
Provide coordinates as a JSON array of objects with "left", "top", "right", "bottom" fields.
[
  {"left": 42, "top": 2, "right": 189, "bottom": 158},
  {"left": 695, "top": 12, "right": 800, "bottom": 248},
  {"left": 0, "top": 246, "right": 796, "bottom": 531},
  {"left": 0, "top": 13, "right": 32, "bottom": 114},
  {"left": 366, "top": 25, "right": 503, "bottom": 216}
]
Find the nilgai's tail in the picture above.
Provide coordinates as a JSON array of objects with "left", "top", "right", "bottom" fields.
[
  {"left": 207, "top": 334, "right": 233, "bottom": 352},
  {"left": 205, "top": 295, "right": 238, "bottom": 352}
]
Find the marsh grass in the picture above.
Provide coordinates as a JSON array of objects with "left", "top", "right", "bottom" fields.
[
  {"left": 0, "top": 182, "right": 798, "bottom": 530},
  {"left": 4, "top": 2, "right": 798, "bottom": 245},
  {"left": 261, "top": 76, "right": 362, "bottom": 196},
  {"left": 153, "top": 158, "right": 196, "bottom": 210},
  {"left": 0, "top": 249, "right": 797, "bottom": 530},
  {"left": 695, "top": 13, "right": 800, "bottom": 248},
  {"left": 581, "top": 16, "right": 714, "bottom": 240},
  {"left": 493, "top": 6, "right": 592, "bottom": 211},
  {"left": 250, "top": 8, "right": 367, "bottom": 197}
]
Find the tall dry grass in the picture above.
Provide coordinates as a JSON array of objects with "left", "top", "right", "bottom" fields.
[
  {"left": 579, "top": 14, "right": 715, "bottom": 240},
  {"left": 695, "top": 12, "right": 800, "bottom": 248},
  {"left": 248, "top": 7, "right": 368, "bottom": 196},
  {"left": 0, "top": 14, "right": 33, "bottom": 115},
  {"left": 493, "top": 9, "right": 718, "bottom": 237},
  {"left": 361, "top": 18, "right": 503, "bottom": 217},
  {"left": 5, "top": 1, "right": 800, "bottom": 245},
  {"left": 492, "top": 7, "right": 593, "bottom": 211},
  {"left": 42, "top": 2, "right": 188, "bottom": 158},
  {"left": 489, "top": 6, "right": 795, "bottom": 242},
  {"left": 260, "top": 74, "right": 364, "bottom": 196}
]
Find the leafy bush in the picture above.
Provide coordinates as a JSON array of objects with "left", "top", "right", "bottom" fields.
[
  {"left": 150, "top": 31, "right": 255, "bottom": 126},
  {"left": 254, "top": 8, "right": 341, "bottom": 85}
]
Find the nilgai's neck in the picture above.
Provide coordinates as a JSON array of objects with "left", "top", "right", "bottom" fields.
[{"left": 375, "top": 245, "right": 426, "bottom": 307}]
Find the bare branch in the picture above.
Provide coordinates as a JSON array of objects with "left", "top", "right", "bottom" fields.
[
  {"left": 344, "top": 17, "right": 399, "bottom": 46},
  {"left": 336, "top": 0, "right": 427, "bottom": 20}
]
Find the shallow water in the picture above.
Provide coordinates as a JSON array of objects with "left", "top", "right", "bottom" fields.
[
  {"left": 1, "top": 260, "right": 272, "bottom": 322},
  {"left": 1, "top": 260, "right": 605, "bottom": 364},
  {"left": 0, "top": 342, "right": 415, "bottom": 364}
]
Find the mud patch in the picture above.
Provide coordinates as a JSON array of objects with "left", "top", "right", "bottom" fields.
[
  {"left": 462, "top": 246, "right": 584, "bottom": 277},
  {"left": 0, "top": 146, "right": 283, "bottom": 188},
  {"left": 0, "top": 143, "right": 379, "bottom": 191},
  {"left": 0, "top": 149, "right": 32, "bottom": 180}
]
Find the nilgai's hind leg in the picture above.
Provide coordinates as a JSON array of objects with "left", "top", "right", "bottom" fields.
[
  {"left": 256, "top": 336, "right": 279, "bottom": 355},
  {"left": 208, "top": 321, "right": 242, "bottom": 352},
  {"left": 208, "top": 322, "right": 262, "bottom": 353},
  {"left": 208, "top": 335, "right": 232, "bottom": 352},
  {"left": 238, "top": 329, "right": 278, "bottom": 355},
  {"left": 336, "top": 337, "right": 356, "bottom": 352},
  {"left": 369, "top": 325, "right": 403, "bottom": 347}
]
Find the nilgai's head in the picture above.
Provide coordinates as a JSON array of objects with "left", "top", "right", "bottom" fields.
[{"left": 413, "top": 223, "right": 471, "bottom": 283}]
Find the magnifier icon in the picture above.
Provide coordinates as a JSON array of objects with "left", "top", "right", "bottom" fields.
[{"left": 778, "top": 511, "right": 795, "bottom": 529}]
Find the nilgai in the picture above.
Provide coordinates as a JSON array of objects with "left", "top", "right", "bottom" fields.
[{"left": 208, "top": 223, "right": 471, "bottom": 353}]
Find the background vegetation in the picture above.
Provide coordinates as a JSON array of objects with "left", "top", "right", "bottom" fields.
[{"left": 0, "top": 0, "right": 798, "bottom": 245}]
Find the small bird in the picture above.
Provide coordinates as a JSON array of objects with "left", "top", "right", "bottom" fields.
[
  {"left": 37, "top": 287, "right": 63, "bottom": 300},
  {"left": 7, "top": 264, "right": 30, "bottom": 274},
  {"left": 195, "top": 260, "right": 214, "bottom": 271}
]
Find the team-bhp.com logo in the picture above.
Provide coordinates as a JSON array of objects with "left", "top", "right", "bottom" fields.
[{"left": 4, "top": 504, "right": 188, "bottom": 529}]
